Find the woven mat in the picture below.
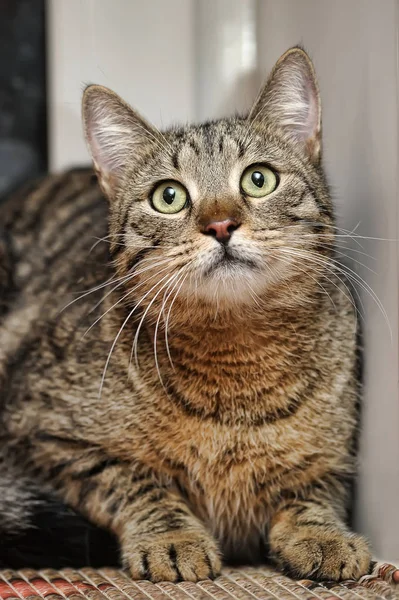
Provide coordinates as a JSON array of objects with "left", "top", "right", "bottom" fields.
[{"left": 0, "top": 564, "right": 398, "bottom": 600}]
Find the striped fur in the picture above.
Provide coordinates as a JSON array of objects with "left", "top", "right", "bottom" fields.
[{"left": 0, "top": 48, "right": 370, "bottom": 581}]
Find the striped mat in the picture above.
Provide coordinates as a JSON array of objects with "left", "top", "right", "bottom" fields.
[{"left": 0, "top": 563, "right": 398, "bottom": 600}]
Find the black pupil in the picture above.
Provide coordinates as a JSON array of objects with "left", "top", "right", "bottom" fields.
[
  {"left": 163, "top": 187, "right": 176, "bottom": 205},
  {"left": 251, "top": 171, "right": 264, "bottom": 188}
]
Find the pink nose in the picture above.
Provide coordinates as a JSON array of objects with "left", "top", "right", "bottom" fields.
[{"left": 203, "top": 219, "right": 240, "bottom": 243}]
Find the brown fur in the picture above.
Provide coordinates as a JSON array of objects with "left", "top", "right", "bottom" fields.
[{"left": 0, "top": 48, "right": 370, "bottom": 581}]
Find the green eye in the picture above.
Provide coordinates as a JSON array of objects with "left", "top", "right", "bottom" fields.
[
  {"left": 240, "top": 164, "right": 278, "bottom": 198},
  {"left": 151, "top": 181, "right": 188, "bottom": 214}
]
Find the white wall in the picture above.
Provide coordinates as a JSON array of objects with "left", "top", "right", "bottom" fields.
[
  {"left": 47, "top": 0, "right": 196, "bottom": 170},
  {"left": 194, "top": 0, "right": 258, "bottom": 121},
  {"left": 47, "top": 0, "right": 399, "bottom": 562}
]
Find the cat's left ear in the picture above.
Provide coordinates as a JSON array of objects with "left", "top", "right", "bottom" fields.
[
  {"left": 250, "top": 47, "right": 321, "bottom": 163},
  {"left": 82, "top": 85, "right": 161, "bottom": 199}
]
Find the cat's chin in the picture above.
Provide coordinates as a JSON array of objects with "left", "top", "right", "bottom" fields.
[
  {"left": 181, "top": 246, "right": 282, "bottom": 306},
  {"left": 183, "top": 265, "right": 270, "bottom": 307},
  {"left": 182, "top": 250, "right": 302, "bottom": 307}
]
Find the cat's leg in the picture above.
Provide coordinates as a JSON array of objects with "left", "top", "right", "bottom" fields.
[
  {"left": 268, "top": 479, "right": 371, "bottom": 581},
  {"left": 31, "top": 441, "right": 221, "bottom": 582}
]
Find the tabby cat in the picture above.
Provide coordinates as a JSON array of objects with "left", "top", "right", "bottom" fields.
[{"left": 0, "top": 47, "right": 371, "bottom": 582}]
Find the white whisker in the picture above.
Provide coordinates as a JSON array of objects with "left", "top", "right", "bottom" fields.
[
  {"left": 82, "top": 261, "right": 174, "bottom": 339},
  {"left": 274, "top": 249, "right": 359, "bottom": 331},
  {"left": 163, "top": 270, "right": 190, "bottom": 371},
  {"left": 59, "top": 273, "right": 129, "bottom": 314},
  {"left": 278, "top": 246, "right": 390, "bottom": 339},
  {"left": 86, "top": 258, "right": 174, "bottom": 316},
  {"left": 153, "top": 268, "right": 188, "bottom": 388},
  {"left": 98, "top": 269, "right": 177, "bottom": 399},
  {"left": 131, "top": 270, "right": 184, "bottom": 375}
]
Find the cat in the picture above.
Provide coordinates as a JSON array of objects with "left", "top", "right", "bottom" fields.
[{"left": 0, "top": 46, "right": 371, "bottom": 582}]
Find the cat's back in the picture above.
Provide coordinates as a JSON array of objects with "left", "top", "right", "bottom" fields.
[
  {"left": 0, "top": 168, "right": 106, "bottom": 298},
  {"left": 0, "top": 169, "right": 109, "bottom": 387}
]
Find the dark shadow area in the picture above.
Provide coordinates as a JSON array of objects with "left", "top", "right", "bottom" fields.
[
  {"left": 0, "top": 494, "right": 120, "bottom": 569},
  {"left": 0, "top": 0, "right": 47, "bottom": 200}
]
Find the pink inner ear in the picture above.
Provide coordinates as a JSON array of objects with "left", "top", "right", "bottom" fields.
[
  {"left": 84, "top": 89, "right": 160, "bottom": 183},
  {"left": 301, "top": 72, "right": 320, "bottom": 142},
  {"left": 85, "top": 101, "right": 128, "bottom": 178},
  {"left": 278, "top": 62, "right": 319, "bottom": 143},
  {"left": 260, "top": 51, "right": 321, "bottom": 153}
]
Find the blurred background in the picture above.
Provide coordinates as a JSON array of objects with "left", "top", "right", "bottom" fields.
[
  {"left": 1, "top": 0, "right": 398, "bottom": 563},
  {"left": 0, "top": 0, "right": 46, "bottom": 198}
]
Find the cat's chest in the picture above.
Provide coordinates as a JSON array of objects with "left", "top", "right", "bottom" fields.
[
  {"left": 130, "top": 358, "right": 324, "bottom": 505},
  {"left": 166, "top": 427, "right": 295, "bottom": 561}
]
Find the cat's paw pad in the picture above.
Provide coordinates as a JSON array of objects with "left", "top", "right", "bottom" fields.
[
  {"left": 272, "top": 528, "right": 371, "bottom": 581},
  {"left": 124, "top": 530, "right": 221, "bottom": 582}
]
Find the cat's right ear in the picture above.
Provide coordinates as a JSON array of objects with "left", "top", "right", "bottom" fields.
[
  {"left": 82, "top": 85, "right": 159, "bottom": 199},
  {"left": 249, "top": 47, "right": 321, "bottom": 164}
]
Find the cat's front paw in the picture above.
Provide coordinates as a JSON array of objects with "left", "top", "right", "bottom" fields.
[
  {"left": 123, "top": 530, "right": 221, "bottom": 582},
  {"left": 271, "top": 527, "right": 371, "bottom": 581}
]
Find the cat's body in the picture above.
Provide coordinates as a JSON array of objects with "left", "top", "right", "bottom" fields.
[{"left": 0, "top": 48, "right": 371, "bottom": 581}]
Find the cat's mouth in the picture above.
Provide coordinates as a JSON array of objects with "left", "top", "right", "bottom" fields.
[
  {"left": 189, "top": 245, "right": 269, "bottom": 304},
  {"left": 204, "top": 246, "right": 259, "bottom": 277}
]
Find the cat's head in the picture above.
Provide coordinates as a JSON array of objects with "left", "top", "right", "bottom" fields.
[{"left": 82, "top": 47, "right": 334, "bottom": 308}]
